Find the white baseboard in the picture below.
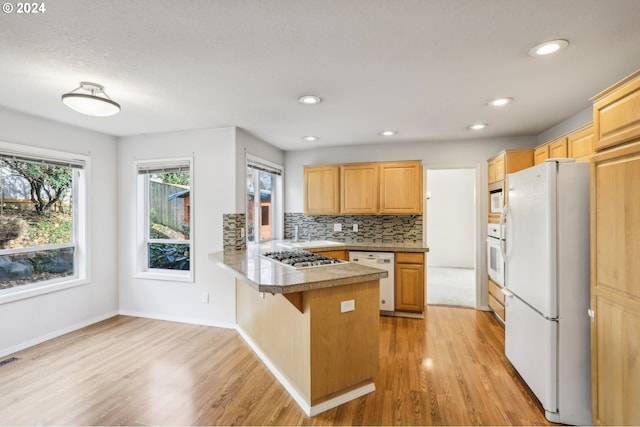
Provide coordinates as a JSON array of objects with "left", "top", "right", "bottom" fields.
[
  {"left": 118, "top": 309, "right": 236, "bottom": 330},
  {"left": 0, "top": 311, "right": 118, "bottom": 359},
  {"left": 236, "top": 326, "right": 375, "bottom": 417}
]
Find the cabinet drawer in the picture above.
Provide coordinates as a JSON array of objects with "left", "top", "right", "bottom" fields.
[
  {"left": 488, "top": 293, "right": 505, "bottom": 321},
  {"left": 395, "top": 252, "right": 424, "bottom": 264},
  {"left": 593, "top": 71, "right": 640, "bottom": 151},
  {"left": 312, "top": 249, "right": 348, "bottom": 261},
  {"left": 488, "top": 279, "right": 505, "bottom": 304}
]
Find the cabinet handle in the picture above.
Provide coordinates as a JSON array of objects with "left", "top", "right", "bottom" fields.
[
  {"left": 381, "top": 299, "right": 386, "bottom": 304},
  {"left": 587, "top": 308, "right": 595, "bottom": 320}
]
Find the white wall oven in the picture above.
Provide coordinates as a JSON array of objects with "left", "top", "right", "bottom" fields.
[{"left": 486, "top": 223, "right": 505, "bottom": 286}]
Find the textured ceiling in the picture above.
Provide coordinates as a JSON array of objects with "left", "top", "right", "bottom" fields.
[{"left": 0, "top": 0, "right": 639, "bottom": 150}]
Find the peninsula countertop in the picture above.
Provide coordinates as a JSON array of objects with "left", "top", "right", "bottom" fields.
[{"left": 210, "top": 240, "right": 394, "bottom": 294}]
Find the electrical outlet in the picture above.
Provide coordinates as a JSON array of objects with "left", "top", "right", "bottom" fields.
[
  {"left": 352, "top": 223, "right": 358, "bottom": 232},
  {"left": 202, "top": 292, "right": 209, "bottom": 304},
  {"left": 334, "top": 223, "right": 342, "bottom": 232},
  {"left": 340, "top": 299, "right": 355, "bottom": 313}
]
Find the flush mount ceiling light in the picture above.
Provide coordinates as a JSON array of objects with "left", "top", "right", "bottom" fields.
[
  {"left": 379, "top": 130, "right": 397, "bottom": 136},
  {"left": 303, "top": 135, "right": 318, "bottom": 141},
  {"left": 529, "top": 39, "right": 569, "bottom": 57},
  {"left": 488, "top": 97, "right": 513, "bottom": 107},
  {"left": 469, "top": 123, "right": 488, "bottom": 130},
  {"left": 298, "top": 95, "right": 321, "bottom": 105},
  {"left": 61, "top": 82, "right": 121, "bottom": 117}
]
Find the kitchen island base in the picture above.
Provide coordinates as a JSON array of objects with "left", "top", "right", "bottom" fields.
[{"left": 236, "top": 278, "right": 380, "bottom": 416}]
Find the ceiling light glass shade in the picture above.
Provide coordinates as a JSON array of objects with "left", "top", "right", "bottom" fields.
[
  {"left": 469, "top": 123, "right": 487, "bottom": 130},
  {"left": 380, "top": 130, "right": 397, "bottom": 136},
  {"left": 298, "top": 95, "right": 321, "bottom": 105},
  {"left": 489, "top": 97, "right": 513, "bottom": 107},
  {"left": 529, "top": 39, "right": 569, "bottom": 56},
  {"left": 62, "top": 82, "right": 121, "bottom": 117},
  {"left": 303, "top": 135, "right": 318, "bottom": 141}
]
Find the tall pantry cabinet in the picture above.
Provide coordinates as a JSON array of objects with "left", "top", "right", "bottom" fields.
[{"left": 590, "top": 70, "right": 640, "bottom": 426}]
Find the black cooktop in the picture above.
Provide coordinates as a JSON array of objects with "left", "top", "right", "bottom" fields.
[{"left": 262, "top": 250, "right": 346, "bottom": 268}]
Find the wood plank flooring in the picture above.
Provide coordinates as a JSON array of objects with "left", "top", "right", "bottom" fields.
[{"left": 0, "top": 306, "right": 554, "bottom": 425}]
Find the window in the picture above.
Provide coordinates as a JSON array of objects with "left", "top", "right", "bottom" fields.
[
  {"left": 136, "top": 158, "right": 193, "bottom": 281},
  {"left": 0, "top": 142, "right": 88, "bottom": 301},
  {"left": 246, "top": 157, "right": 282, "bottom": 243}
]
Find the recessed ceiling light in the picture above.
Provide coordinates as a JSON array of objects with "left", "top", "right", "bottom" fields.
[
  {"left": 303, "top": 135, "right": 318, "bottom": 141},
  {"left": 298, "top": 95, "right": 321, "bottom": 105},
  {"left": 529, "top": 39, "right": 569, "bottom": 56},
  {"left": 469, "top": 123, "right": 487, "bottom": 130},
  {"left": 488, "top": 97, "right": 513, "bottom": 107},
  {"left": 380, "top": 130, "right": 397, "bottom": 136}
]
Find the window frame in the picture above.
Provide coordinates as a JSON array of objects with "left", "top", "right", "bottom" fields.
[
  {"left": 246, "top": 155, "right": 283, "bottom": 243},
  {"left": 134, "top": 157, "right": 194, "bottom": 282},
  {"left": 0, "top": 141, "right": 89, "bottom": 305}
]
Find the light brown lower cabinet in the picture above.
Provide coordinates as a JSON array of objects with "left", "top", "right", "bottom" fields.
[
  {"left": 488, "top": 278, "right": 505, "bottom": 322},
  {"left": 313, "top": 249, "right": 348, "bottom": 261},
  {"left": 590, "top": 140, "right": 640, "bottom": 426},
  {"left": 394, "top": 252, "right": 425, "bottom": 312}
]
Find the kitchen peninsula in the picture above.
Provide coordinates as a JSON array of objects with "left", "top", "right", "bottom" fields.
[{"left": 210, "top": 242, "right": 389, "bottom": 417}]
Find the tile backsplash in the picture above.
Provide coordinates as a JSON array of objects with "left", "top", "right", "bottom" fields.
[
  {"left": 223, "top": 213, "right": 246, "bottom": 250},
  {"left": 284, "top": 213, "right": 423, "bottom": 244}
]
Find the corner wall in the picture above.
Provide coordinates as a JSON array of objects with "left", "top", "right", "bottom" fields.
[{"left": 0, "top": 107, "right": 119, "bottom": 357}]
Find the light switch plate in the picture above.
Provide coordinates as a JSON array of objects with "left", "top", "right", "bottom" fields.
[
  {"left": 334, "top": 223, "right": 342, "bottom": 232},
  {"left": 352, "top": 223, "right": 358, "bottom": 232},
  {"left": 340, "top": 299, "right": 355, "bottom": 313}
]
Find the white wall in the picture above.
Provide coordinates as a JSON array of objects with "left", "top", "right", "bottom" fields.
[
  {"left": 0, "top": 107, "right": 118, "bottom": 357},
  {"left": 426, "top": 169, "right": 475, "bottom": 268},
  {"left": 537, "top": 105, "right": 592, "bottom": 145},
  {"left": 117, "top": 127, "right": 284, "bottom": 327}
]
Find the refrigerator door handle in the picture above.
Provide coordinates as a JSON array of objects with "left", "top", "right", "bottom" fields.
[
  {"left": 587, "top": 308, "right": 595, "bottom": 321},
  {"left": 501, "top": 288, "right": 514, "bottom": 298},
  {"left": 499, "top": 203, "right": 509, "bottom": 259}
]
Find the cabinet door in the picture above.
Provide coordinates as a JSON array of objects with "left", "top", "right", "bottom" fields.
[
  {"left": 591, "top": 142, "right": 640, "bottom": 425},
  {"left": 549, "top": 137, "right": 568, "bottom": 158},
  {"left": 395, "top": 261, "right": 424, "bottom": 312},
  {"left": 488, "top": 159, "right": 497, "bottom": 183},
  {"left": 568, "top": 125, "right": 594, "bottom": 160},
  {"left": 593, "top": 71, "right": 640, "bottom": 151},
  {"left": 494, "top": 154, "right": 506, "bottom": 181},
  {"left": 304, "top": 166, "right": 340, "bottom": 215},
  {"left": 340, "top": 163, "right": 379, "bottom": 214},
  {"left": 379, "top": 161, "right": 422, "bottom": 214},
  {"left": 534, "top": 145, "right": 549, "bottom": 165}
]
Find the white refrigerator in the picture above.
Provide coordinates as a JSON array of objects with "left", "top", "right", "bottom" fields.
[{"left": 501, "top": 159, "right": 592, "bottom": 425}]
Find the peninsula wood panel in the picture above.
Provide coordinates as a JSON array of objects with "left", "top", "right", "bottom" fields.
[
  {"left": 309, "top": 280, "right": 379, "bottom": 402},
  {"left": 590, "top": 141, "right": 640, "bottom": 425},
  {"left": 593, "top": 70, "right": 640, "bottom": 151},
  {"left": 304, "top": 165, "right": 340, "bottom": 215},
  {"left": 340, "top": 163, "right": 379, "bottom": 214},
  {"left": 379, "top": 161, "right": 422, "bottom": 214}
]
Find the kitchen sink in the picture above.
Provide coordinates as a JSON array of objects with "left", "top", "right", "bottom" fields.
[{"left": 277, "top": 240, "right": 346, "bottom": 250}]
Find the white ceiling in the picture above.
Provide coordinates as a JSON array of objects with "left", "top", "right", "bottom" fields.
[{"left": 1, "top": 0, "right": 639, "bottom": 150}]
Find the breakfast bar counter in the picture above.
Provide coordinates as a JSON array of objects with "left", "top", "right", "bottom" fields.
[{"left": 210, "top": 242, "right": 388, "bottom": 417}]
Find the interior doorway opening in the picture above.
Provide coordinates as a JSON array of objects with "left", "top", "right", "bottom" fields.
[{"left": 425, "top": 168, "right": 476, "bottom": 308}]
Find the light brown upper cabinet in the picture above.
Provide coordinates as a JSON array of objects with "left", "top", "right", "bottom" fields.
[
  {"left": 379, "top": 161, "right": 423, "bottom": 214},
  {"left": 304, "top": 160, "right": 423, "bottom": 215},
  {"left": 304, "top": 165, "right": 340, "bottom": 215},
  {"left": 593, "top": 70, "right": 640, "bottom": 151},
  {"left": 549, "top": 137, "right": 568, "bottom": 158},
  {"left": 340, "top": 163, "right": 379, "bottom": 214},
  {"left": 534, "top": 145, "right": 549, "bottom": 165},
  {"left": 567, "top": 124, "right": 594, "bottom": 160}
]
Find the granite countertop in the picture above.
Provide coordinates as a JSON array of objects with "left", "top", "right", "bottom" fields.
[{"left": 210, "top": 241, "right": 391, "bottom": 294}]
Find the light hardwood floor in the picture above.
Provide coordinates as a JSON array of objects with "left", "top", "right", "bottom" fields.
[{"left": 0, "top": 307, "right": 553, "bottom": 426}]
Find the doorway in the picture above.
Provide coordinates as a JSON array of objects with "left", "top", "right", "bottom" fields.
[{"left": 425, "top": 168, "right": 476, "bottom": 308}]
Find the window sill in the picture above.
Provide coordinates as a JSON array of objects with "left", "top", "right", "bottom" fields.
[
  {"left": 134, "top": 270, "right": 193, "bottom": 283},
  {"left": 0, "top": 276, "right": 89, "bottom": 305}
]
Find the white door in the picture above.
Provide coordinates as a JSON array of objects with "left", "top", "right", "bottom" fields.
[
  {"left": 504, "top": 162, "right": 558, "bottom": 318},
  {"left": 505, "top": 293, "right": 558, "bottom": 413}
]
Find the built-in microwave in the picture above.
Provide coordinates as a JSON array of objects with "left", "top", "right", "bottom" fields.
[
  {"left": 490, "top": 189, "right": 503, "bottom": 214},
  {"left": 487, "top": 223, "right": 505, "bottom": 286}
]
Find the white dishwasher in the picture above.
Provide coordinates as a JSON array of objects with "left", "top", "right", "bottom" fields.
[{"left": 349, "top": 252, "right": 395, "bottom": 313}]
